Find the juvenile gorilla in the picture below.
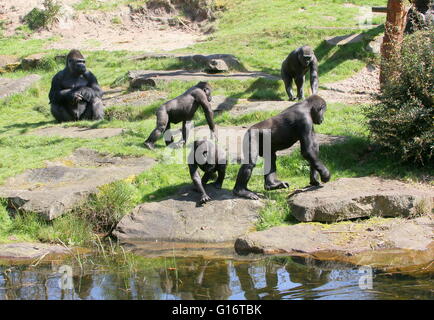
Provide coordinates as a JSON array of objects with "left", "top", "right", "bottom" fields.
[
  {"left": 144, "top": 82, "right": 215, "bottom": 150},
  {"left": 281, "top": 46, "right": 319, "bottom": 101},
  {"left": 233, "top": 95, "right": 330, "bottom": 200},
  {"left": 188, "top": 139, "right": 227, "bottom": 204},
  {"left": 49, "top": 49, "right": 104, "bottom": 122}
]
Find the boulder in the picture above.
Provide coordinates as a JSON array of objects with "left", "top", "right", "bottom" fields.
[
  {"left": 0, "top": 55, "right": 20, "bottom": 73},
  {"left": 20, "top": 53, "right": 46, "bottom": 70},
  {"left": 114, "top": 185, "right": 263, "bottom": 243},
  {"left": 131, "top": 53, "right": 247, "bottom": 72},
  {"left": 0, "top": 148, "right": 155, "bottom": 220},
  {"left": 0, "top": 74, "right": 41, "bottom": 99},
  {"left": 366, "top": 35, "right": 383, "bottom": 54},
  {"left": 235, "top": 217, "right": 434, "bottom": 271},
  {"left": 288, "top": 177, "right": 434, "bottom": 222}
]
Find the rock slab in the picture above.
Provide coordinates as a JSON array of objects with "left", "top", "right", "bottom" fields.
[
  {"left": 0, "top": 243, "right": 69, "bottom": 260},
  {"left": 0, "top": 148, "right": 155, "bottom": 220},
  {"left": 289, "top": 177, "right": 434, "bottom": 222},
  {"left": 0, "top": 74, "right": 41, "bottom": 99},
  {"left": 128, "top": 69, "right": 279, "bottom": 89},
  {"left": 114, "top": 186, "right": 263, "bottom": 243},
  {"left": 235, "top": 217, "right": 434, "bottom": 271}
]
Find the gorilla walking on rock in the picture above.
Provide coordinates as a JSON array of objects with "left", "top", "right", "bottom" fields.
[
  {"left": 233, "top": 95, "right": 330, "bottom": 200},
  {"left": 49, "top": 49, "right": 104, "bottom": 122},
  {"left": 281, "top": 46, "right": 319, "bottom": 101},
  {"left": 144, "top": 82, "right": 215, "bottom": 150}
]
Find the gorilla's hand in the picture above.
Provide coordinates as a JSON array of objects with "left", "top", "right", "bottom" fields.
[
  {"left": 72, "top": 91, "right": 84, "bottom": 103},
  {"left": 77, "top": 87, "right": 96, "bottom": 102},
  {"left": 200, "top": 193, "right": 212, "bottom": 205}
]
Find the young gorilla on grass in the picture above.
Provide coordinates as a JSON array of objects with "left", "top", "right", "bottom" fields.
[
  {"left": 233, "top": 95, "right": 331, "bottom": 200},
  {"left": 144, "top": 82, "right": 215, "bottom": 150},
  {"left": 49, "top": 49, "right": 104, "bottom": 122},
  {"left": 281, "top": 46, "right": 319, "bottom": 101},
  {"left": 188, "top": 139, "right": 227, "bottom": 205}
]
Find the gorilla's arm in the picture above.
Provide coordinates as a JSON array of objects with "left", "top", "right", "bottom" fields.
[
  {"left": 299, "top": 122, "right": 330, "bottom": 183},
  {"left": 49, "top": 72, "right": 74, "bottom": 104},
  {"left": 188, "top": 163, "right": 211, "bottom": 204},
  {"left": 309, "top": 57, "right": 319, "bottom": 95},
  {"left": 84, "top": 71, "right": 103, "bottom": 98},
  {"left": 192, "top": 89, "right": 215, "bottom": 133}
]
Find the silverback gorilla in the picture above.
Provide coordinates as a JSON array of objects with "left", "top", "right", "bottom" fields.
[
  {"left": 144, "top": 82, "right": 215, "bottom": 150},
  {"left": 49, "top": 49, "right": 104, "bottom": 122},
  {"left": 188, "top": 139, "right": 227, "bottom": 204},
  {"left": 281, "top": 46, "right": 319, "bottom": 101},
  {"left": 233, "top": 95, "right": 330, "bottom": 200}
]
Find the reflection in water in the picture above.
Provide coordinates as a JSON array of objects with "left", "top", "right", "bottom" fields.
[{"left": 0, "top": 256, "right": 432, "bottom": 300}]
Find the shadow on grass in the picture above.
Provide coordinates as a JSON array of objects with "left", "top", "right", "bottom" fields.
[
  {"left": 320, "top": 136, "right": 432, "bottom": 181},
  {"left": 315, "top": 25, "right": 384, "bottom": 78},
  {"left": 1, "top": 120, "right": 55, "bottom": 134}
]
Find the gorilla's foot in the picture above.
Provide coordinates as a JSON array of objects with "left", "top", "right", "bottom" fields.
[
  {"left": 264, "top": 181, "right": 290, "bottom": 191},
  {"left": 233, "top": 188, "right": 260, "bottom": 200},
  {"left": 309, "top": 180, "right": 320, "bottom": 187},
  {"left": 143, "top": 142, "right": 155, "bottom": 150}
]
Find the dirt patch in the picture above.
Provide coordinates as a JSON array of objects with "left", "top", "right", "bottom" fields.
[
  {"left": 319, "top": 64, "right": 380, "bottom": 104},
  {"left": 29, "top": 126, "right": 125, "bottom": 139},
  {"left": 0, "top": 0, "right": 204, "bottom": 52}
]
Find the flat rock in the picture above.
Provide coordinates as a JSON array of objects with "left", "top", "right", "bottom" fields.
[
  {"left": 289, "top": 177, "right": 434, "bottom": 222},
  {"left": 0, "top": 148, "right": 155, "bottom": 220},
  {"left": 0, "top": 74, "right": 41, "bottom": 99},
  {"left": 0, "top": 242, "right": 69, "bottom": 260},
  {"left": 235, "top": 217, "right": 434, "bottom": 272},
  {"left": 30, "top": 126, "right": 125, "bottom": 139},
  {"left": 128, "top": 69, "right": 279, "bottom": 88},
  {"left": 114, "top": 185, "right": 263, "bottom": 243},
  {"left": 326, "top": 33, "right": 365, "bottom": 46}
]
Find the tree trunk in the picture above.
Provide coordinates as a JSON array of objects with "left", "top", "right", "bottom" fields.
[{"left": 380, "top": 0, "right": 408, "bottom": 86}]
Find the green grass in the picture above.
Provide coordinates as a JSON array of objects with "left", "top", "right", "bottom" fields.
[{"left": 0, "top": 0, "right": 431, "bottom": 244}]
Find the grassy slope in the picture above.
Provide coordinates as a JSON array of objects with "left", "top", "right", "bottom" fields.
[{"left": 0, "top": 0, "right": 430, "bottom": 244}]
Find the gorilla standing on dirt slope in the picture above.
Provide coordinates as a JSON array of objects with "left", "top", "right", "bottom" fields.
[
  {"left": 49, "top": 49, "right": 104, "bottom": 122},
  {"left": 281, "top": 46, "right": 319, "bottom": 101},
  {"left": 233, "top": 95, "right": 330, "bottom": 200},
  {"left": 144, "top": 82, "right": 215, "bottom": 150}
]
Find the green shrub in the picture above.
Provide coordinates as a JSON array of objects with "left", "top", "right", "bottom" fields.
[
  {"left": 365, "top": 29, "right": 433, "bottom": 166},
  {"left": 23, "top": 0, "right": 62, "bottom": 30},
  {"left": 75, "top": 181, "right": 140, "bottom": 234}
]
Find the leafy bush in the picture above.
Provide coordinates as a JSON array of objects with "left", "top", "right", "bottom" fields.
[
  {"left": 23, "top": 0, "right": 62, "bottom": 30},
  {"left": 365, "top": 29, "right": 433, "bottom": 166}
]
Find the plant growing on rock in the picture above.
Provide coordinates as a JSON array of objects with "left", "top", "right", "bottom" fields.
[{"left": 365, "top": 29, "right": 434, "bottom": 166}]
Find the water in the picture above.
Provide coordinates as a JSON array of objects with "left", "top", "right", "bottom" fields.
[{"left": 0, "top": 254, "right": 432, "bottom": 300}]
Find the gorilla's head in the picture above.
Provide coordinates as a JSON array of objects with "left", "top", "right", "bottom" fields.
[
  {"left": 298, "top": 46, "right": 314, "bottom": 68},
  {"left": 196, "top": 81, "right": 212, "bottom": 102},
  {"left": 308, "top": 95, "right": 327, "bottom": 125},
  {"left": 66, "top": 49, "right": 86, "bottom": 75}
]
